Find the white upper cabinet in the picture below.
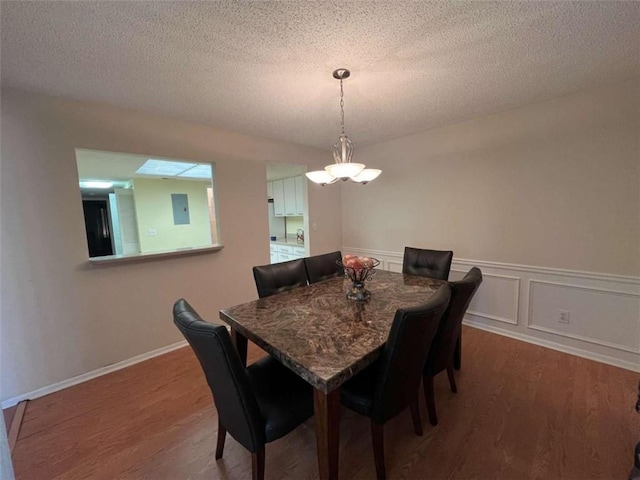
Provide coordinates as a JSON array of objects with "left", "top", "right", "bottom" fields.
[
  {"left": 271, "top": 175, "right": 305, "bottom": 217},
  {"left": 283, "top": 177, "right": 296, "bottom": 216},
  {"left": 272, "top": 179, "right": 285, "bottom": 216},
  {"left": 294, "top": 176, "right": 304, "bottom": 216}
]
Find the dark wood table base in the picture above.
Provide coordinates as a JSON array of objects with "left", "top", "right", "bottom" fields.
[
  {"left": 231, "top": 328, "right": 248, "bottom": 366},
  {"left": 314, "top": 389, "right": 340, "bottom": 480},
  {"left": 232, "top": 328, "right": 341, "bottom": 479}
]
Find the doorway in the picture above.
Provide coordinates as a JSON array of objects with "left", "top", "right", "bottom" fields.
[{"left": 82, "top": 200, "right": 114, "bottom": 257}]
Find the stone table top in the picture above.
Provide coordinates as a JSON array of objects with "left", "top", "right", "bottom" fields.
[{"left": 220, "top": 270, "right": 446, "bottom": 393}]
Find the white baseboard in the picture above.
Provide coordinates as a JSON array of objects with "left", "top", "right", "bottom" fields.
[
  {"left": 464, "top": 319, "right": 640, "bottom": 373},
  {"left": 1, "top": 340, "right": 188, "bottom": 409}
]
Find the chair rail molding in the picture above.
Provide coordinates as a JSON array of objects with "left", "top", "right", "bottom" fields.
[{"left": 344, "top": 246, "right": 640, "bottom": 372}]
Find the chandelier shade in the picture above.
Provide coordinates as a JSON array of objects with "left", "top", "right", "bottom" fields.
[
  {"left": 305, "top": 170, "right": 338, "bottom": 185},
  {"left": 325, "top": 162, "right": 365, "bottom": 179},
  {"left": 305, "top": 68, "right": 381, "bottom": 186},
  {"left": 351, "top": 169, "right": 382, "bottom": 184}
]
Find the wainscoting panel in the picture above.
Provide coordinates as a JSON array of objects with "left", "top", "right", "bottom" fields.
[
  {"left": 450, "top": 269, "right": 519, "bottom": 325},
  {"left": 528, "top": 280, "right": 640, "bottom": 353},
  {"left": 343, "top": 246, "right": 640, "bottom": 372},
  {"left": 387, "top": 260, "right": 403, "bottom": 273}
]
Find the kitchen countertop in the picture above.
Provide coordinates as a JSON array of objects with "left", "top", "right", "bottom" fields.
[{"left": 270, "top": 237, "right": 304, "bottom": 247}]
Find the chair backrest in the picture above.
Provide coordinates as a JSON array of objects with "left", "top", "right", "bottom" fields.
[
  {"left": 304, "top": 251, "right": 344, "bottom": 284},
  {"left": 172, "top": 299, "right": 266, "bottom": 453},
  {"left": 424, "top": 267, "right": 483, "bottom": 376},
  {"left": 402, "top": 247, "right": 453, "bottom": 280},
  {"left": 252, "top": 259, "right": 308, "bottom": 298},
  {"left": 371, "top": 284, "right": 451, "bottom": 424}
]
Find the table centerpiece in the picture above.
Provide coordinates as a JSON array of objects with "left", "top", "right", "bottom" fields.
[{"left": 337, "top": 254, "right": 380, "bottom": 301}]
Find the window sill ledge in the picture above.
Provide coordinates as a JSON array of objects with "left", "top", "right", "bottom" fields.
[{"left": 88, "top": 244, "right": 224, "bottom": 266}]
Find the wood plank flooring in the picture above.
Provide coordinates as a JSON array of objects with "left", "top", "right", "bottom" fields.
[{"left": 6, "top": 326, "right": 639, "bottom": 479}]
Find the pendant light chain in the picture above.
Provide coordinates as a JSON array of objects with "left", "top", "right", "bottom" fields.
[{"left": 339, "top": 78, "right": 345, "bottom": 135}]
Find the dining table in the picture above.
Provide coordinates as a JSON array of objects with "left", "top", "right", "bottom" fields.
[{"left": 219, "top": 269, "right": 446, "bottom": 480}]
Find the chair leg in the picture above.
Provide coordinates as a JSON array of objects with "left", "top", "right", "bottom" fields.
[
  {"left": 409, "top": 392, "right": 423, "bottom": 436},
  {"left": 423, "top": 374, "right": 438, "bottom": 426},
  {"left": 446, "top": 364, "right": 458, "bottom": 394},
  {"left": 454, "top": 333, "right": 461, "bottom": 370},
  {"left": 371, "top": 421, "right": 386, "bottom": 480},
  {"left": 252, "top": 447, "right": 265, "bottom": 480},
  {"left": 215, "top": 418, "right": 226, "bottom": 460}
]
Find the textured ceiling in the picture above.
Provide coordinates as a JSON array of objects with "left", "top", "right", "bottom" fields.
[{"left": 2, "top": 1, "right": 639, "bottom": 151}]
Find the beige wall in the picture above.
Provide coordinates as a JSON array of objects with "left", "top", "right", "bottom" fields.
[
  {"left": 133, "top": 177, "right": 212, "bottom": 252},
  {"left": 0, "top": 89, "right": 342, "bottom": 402},
  {"left": 342, "top": 78, "right": 640, "bottom": 276},
  {"left": 8, "top": 78, "right": 635, "bottom": 403}
]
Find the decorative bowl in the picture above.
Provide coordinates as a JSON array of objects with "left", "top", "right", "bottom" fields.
[{"left": 337, "top": 257, "right": 380, "bottom": 301}]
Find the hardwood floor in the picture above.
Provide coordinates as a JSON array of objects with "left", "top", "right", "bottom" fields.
[{"left": 6, "top": 326, "right": 639, "bottom": 479}]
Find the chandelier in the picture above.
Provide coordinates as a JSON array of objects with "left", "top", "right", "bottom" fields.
[{"left": 306, "top": 68, "right": 381, "bottom": 186}]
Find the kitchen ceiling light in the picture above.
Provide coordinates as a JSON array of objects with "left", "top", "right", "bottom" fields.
[
  {"left": 79, "top": 181, "right": 114, "bottom": 189},
  {"left": 135, "top": 159, "right": 197, "bottom": 177},
  {"left": 306, "top": 68, "right": 380, "bottom": 186},
  {"left": 177, "top": 164, "right": 213, "bottom": 179}
]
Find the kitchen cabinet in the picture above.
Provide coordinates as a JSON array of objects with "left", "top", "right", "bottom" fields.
[
  {"left": 272, "top": 175, "right": 305, "bottom": 217},
  {"left": 272, "top": 179, "right": 285, "bottom": 216},
  {"left": 271, "top": 244, "right": 306, "bottom": 263},
  {"left": 267, "top": 181, "right": 273, "bottom": 199},
  {"left": 294, "top": 175, "right": 304, "bottom": 215},
  {"left": 283, "top": 177, "right": 296, "bottom": 216},
  {"left": 270, "top": 244, "right": 278, "bottom": 263},
  {"left": 277, "top": 244, "right": 294, "bottom": 262}
]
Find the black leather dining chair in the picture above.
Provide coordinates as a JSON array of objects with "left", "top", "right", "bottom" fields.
[
  {"left": 340, "top": 285, "right": 451, "bottom": 480},
  {"left": 252, "top": 258, "right": 308, "bottom": 298},
  {"left": 304, "top": 251, "right": 344, "bottom": 284},
  {"left": 173, "top": 299, "right": 314, "bottom": 480},
  {"left": 402, "top": 246, "right": 458, "bottom": 367},
  {"left": 422, "top": 267, "right": 482, "bottom": 426},
  {"left": 402, "top": 246, "right": 454, "bottom": 281},
  {"left": 631, "top": 380, "right": 640, "bottom": 480}
]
